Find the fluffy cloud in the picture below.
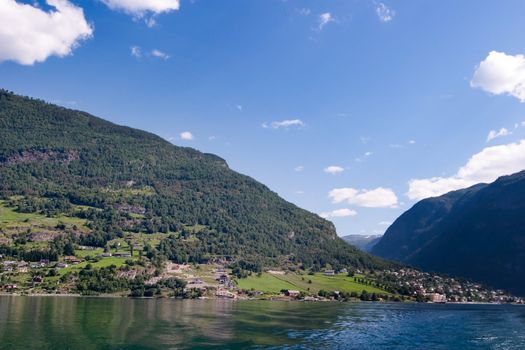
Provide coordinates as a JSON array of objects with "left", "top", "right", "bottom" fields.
[
  {"left": 318, "top": 12, "right": 333, "bottom": 30},
  {"left": 151, "top": 49, "right": 170, "bottom": 60},
  {"left": 487, "top": 127, "right": 511, "bottom": 142},
  {"left": 471, "top": 51, "right": 525, "bottom": 102},
  {"left": 101, "top": 0, "right": 180, "bottom": 16},
  {"left": 320, "top": 208, "right": 357, "bottom": 219},
  {"left": 329, "top": 187, "right": 398, "bottom": 208},
  {"left": 180, "top": 131, "right": 194, "bottom": 140},
  {"left": 324, "top": 166, "right": 344, "bottom": 174},
  {"left": 378, "top": 221, "right": 392, "bottom": 226},
  {"left": 407, "top": 140, "right": 525, "bottom": 200},
  {"left": 376, "top": 3, "right": 395, "bottom": 23},
  {"left": 0, "top": 0, "right": 93, "bottom": 65},
  {"left": 262, "top": 119, "right": 305, "bottom": 129},
  {"left": 294, "top": 165, "right": 304, "bottom": 172}
]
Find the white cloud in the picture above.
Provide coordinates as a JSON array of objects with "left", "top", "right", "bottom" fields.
[
  {"left": 471, "top": 51, "right": 525, "bottom": 102},
  {"left": 145, "top": 17, "right": 157, "bottom": 27},
  {"left": 487, "top": 127, "right": 511, "bottom": 142},
  {"left": 378, "top": 221, "right": 392, "bottom": 226},
  {"left": 376, "top": 3, "right": 395, "bottom": 23},
  {"left": 298, "top": 8, "right": 311, "bottom": 16},
  {"left": 329, "top": 187, "right": 398, "bottom": 208},
  {"left": 151, "top": 49, "right": 170, "bottom": 60},
  {"left": 408, "top": 140, "right": 416, "bottom": 144},
  {"left": 180, "top": 131, "right": 194, "bottom": 140},
  {"left": 320, "top": 208, "right": 357, "bottom": 219},
  {"left": 236, "top": 105, "right": 243, "bottom": 111},
  {"left": 0, "top": 0, "right": 93, "bottom": 65},
  {"left": 101, "top": 0, "right": 180, "bottom": 16},
  {"left": 130, "top": 46, "right": 142, "bottom": 58},
  {"left": 130, "top": 46, "right": 169, "bottom": 60},
  {"left": 263, "top": 119, "right": 305, "bottom": 129},
  {"left": 324, "top": 166, "right": 344, "bottom": 174},
  {"left": 407, "top": 140, "right": 525, "bottom": 200},
  {"left": 355, "top": 152, "right": 373, "bottom": 162},
  {"left": 318, "top": 12, "right": 333, "bottom": 30},
  {"left": 294, "top": 165, "right": 304, "bottom": 172}
]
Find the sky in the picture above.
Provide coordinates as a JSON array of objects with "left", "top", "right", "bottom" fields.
[{"left": 1, "top": 0, "right": 525, "bottom": 237}]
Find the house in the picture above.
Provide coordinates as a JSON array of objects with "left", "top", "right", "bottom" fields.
[
  {"left": 39, "top": 259, "right": 50, "bottom": 266},
  {"left": 30, "top": 262, "right": 44, "bottom": 269},
  {"left": 56, "top": 262, "right": 68, "bottom": 269},
  {"left": 427, "top": 293, "right": 447, "bottom": 303},
  {"left": 340, "top": 268, "right": 348, "bottom": 274},
  {"left": 113, "top": 252, "right": 131, "bottom": 258},
  {"left": 99, "top": 253, "right": 112, "bottom": 258},
  {"left": 324, "top": 270, "right": 335, "bottom": 276},
  {"left": 286, "top": 290, "right": 301, "bottom": 297},
  {"left": 217, "top": 274, "right": 229, "bottom": 284},
  {"left": 2, "top": 261, "right": 16, "bottom": 272},
  {"left": 3, "top": 284, "right": 17, "bottom": 290},
  {"left": 64, "top": 256, "right": 82, "bottom": 264},
  {"left": 32, "top": 276, "right": 44, "bottom": 284},
  {"left": 17, "top": 261, "right": 29, "bottom": 273}
]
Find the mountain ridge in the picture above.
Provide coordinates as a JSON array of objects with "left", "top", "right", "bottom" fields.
[
  {"left": 372, "top": 170, "right": 525, "bottom": 294},
  {"left": 0, "top": 89, "right": 390, "bottom": 271}
]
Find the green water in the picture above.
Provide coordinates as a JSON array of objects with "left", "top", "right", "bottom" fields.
[{"left": 1, "top": 296, "right": 524, "bottom": 349}]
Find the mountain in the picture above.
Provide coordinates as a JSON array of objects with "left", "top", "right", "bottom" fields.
[
  {"left": 0, "top": 89, "right": 391, "bottom": 271},
  {"left": 372, "top": 171, "right": 525, "bottom": 295},
  {"left": 342, "top": 235, "right": 382, "bottom": 252}
]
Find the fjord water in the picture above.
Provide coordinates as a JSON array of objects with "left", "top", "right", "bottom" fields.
[{"left": 0, "top": 297, "right": 524, "bottom": 349}]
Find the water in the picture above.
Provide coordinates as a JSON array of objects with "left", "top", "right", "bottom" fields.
[{"left": 0, "top": 297, "right": 524, "bottom": 349}]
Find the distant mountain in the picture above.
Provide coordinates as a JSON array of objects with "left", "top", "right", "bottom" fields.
[
  {"left": 0, "top": 89, "right": 392, "bottom": 271},
  {"left": 342, "top": 235, "right": 382, "bottom": 252},
  {"left": 372, "top": 170, "right": 525, "bottom": 295}
]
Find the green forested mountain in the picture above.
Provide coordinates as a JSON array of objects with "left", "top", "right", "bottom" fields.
[
  {"left": 0, "top": 89, "right": 389, "bottom": 271},
  {"left": 372, "top": 171, "right": 525, "bottom": 295}
]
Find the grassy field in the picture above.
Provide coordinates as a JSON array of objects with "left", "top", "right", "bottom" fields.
[
  {"left": 237, "top": 272, "right": 389, "bottom": 295},
  {"left": 0, "top": 201, "right": 87, "bottom": 231},
  {"left": 237, "top": 273, "right": 301, "bottom": 292}
]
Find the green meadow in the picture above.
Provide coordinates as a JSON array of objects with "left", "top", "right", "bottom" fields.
[{"left": 237, "top": 272, "right": 388, "bottom": 295}]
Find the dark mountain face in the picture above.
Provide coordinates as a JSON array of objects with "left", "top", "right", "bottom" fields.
[
  {"left": 0, "top": 89, "right": 390, "bottom": 270},
  {"left": 372, "top": 171, "right": 525, "bottom": 295},
  {"left": 342, "top": 235, "right": 382, "bottom": 252}
]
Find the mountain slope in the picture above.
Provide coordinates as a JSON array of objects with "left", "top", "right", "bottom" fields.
[
  {"left": 342, "top": 235, "right": 382, "bottom": 252},
  {"left": 0, "top": 89, "right": 389, "bottom": 270},
  {"left": 372, "top": 171, "right": 525, "bottom": 294}
]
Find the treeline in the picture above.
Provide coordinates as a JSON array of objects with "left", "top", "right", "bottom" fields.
[{"left": 69, "top": 264, "right": 201, "bottom": 298}]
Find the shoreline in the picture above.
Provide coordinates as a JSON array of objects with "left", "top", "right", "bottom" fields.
[{"left": 0, "top": 293, "right": 523, "bottom": 305}]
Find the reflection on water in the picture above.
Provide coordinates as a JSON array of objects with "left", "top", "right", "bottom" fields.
[{"left": 0, "top": 297, "right": 525, "bottom": 349}]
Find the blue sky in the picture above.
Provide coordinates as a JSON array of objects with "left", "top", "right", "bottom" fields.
[{"left": 2, "top": 0, "right": 525, "bottom": 236}]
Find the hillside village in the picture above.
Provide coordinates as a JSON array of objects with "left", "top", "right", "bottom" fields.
[{"left": 1, "top": 245, "right": 522, "bottom": 304}]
